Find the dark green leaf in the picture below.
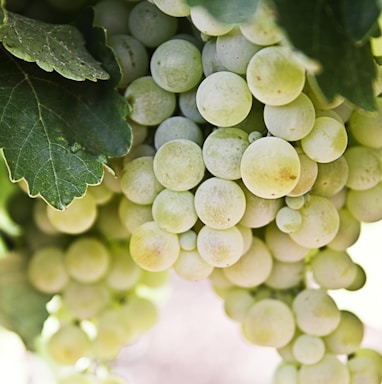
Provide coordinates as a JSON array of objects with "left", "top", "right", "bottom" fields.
[
  {"left": 0, "top": 251, "right": 51, "bottom": 350},
  {"left": 0, "top": 48, "right": 132, "bottom": 210},
  {"left": 186, "top": 0, "right": 259, "bottom": 24},
  {"left": 0, "top": 8, "right": 109, "bottom": 81},
  {"left": 273, "top": 0, "right": 377, "bottom": 111}
]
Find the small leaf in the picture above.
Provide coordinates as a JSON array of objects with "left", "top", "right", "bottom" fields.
[
  {"left": 0, "top": 48, "right": 132, "bottom": 209},
  {"left": 0, "top": 8, "right": 109, "bottom": 82},
  {"left": 186, "top": 0, "right": 259, "bottom": 24},
  {"left": 0, "top": 251, "right": 51, "bottom": 350}
]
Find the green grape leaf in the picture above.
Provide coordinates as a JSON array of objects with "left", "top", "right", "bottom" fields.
[
  {"left": 273, "top": 0, "right": 377, "bottom": 111},
  {"left": 0, "top": 7, "right": 109, "bottom": 82},
  {"left": 0, "top": 251, "right": 51, "bottom": 350},
  {"left": 0, "top": 47, "right": 132, "bottom": 210},
  {"left": 186, "top": 0, "right": 259, "bottom": 24}
]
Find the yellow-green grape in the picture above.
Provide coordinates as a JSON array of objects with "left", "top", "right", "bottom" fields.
[
  {"left": 46, "top": 192, "right": 97, "bottom": 234},
  {"left": 128, "top": 120, "right": 149, "bottom": 148},
  {"left": 64, "top": 237, "right": 110, "bottom": 283},
  {"left": 348, "top": 355, "right": 381, "bottom": 384},
  {"left": 152, "top": 0, "right": 190, "bottom": 17},
  {"left": 328, "top": 188, "right": 348, "bottom": 210},
  {"left": 310, "top": 248, "right": 357, "bottom": 290},
  {"left": 153, "top": 139, "right": 205, "bottom": 191},
  {"left": 194, "top": 177, "right": 246, "bottom": 229},
  {"left": 246, "top": 46, "right": 305, "bottom": 106},
  {"left": 46, "top": 323, "right": 91, "bottom": 365},
  {"left": 242, "top": 298, "right": 296, "bottom": 348},
  {"left": 87, "top": 182, "right": 114, "bottom": 206},
  {"left": 173, "top": 249, "right": 214, "bottom": 281},
  {"left": 352, "top": 348, "right": 382, "bottom": 382},
  {"left": 28, "top": 246, "right": 69, "bottom": 294},
  {"left": 239, "top": 0, "right": 283, "bottom": 46},
  {"left": 58, "top": 373, "right": 94, "bottom": 384},
  {"left": 179, "top": 230, "right": 197, "bottom": 251},
  {"left": 346, "top": 182, "right": 382, "bottom": 222},
  {"left": 292, "top": 334, "right": 326, "bottom": 365},
  {"left": 298, "top": 354, "right": 350, "bottom": 384},
  {"left": 129, "top": 221, "right": 180, "bottom": 271},
  {"left": 277, "top": 331, "right": 301, "bottom": 364},
  {"left": 118, "top": 196, "right": 153, "bottom": 234},
  {"left": 344, "top": 146, "right": 382, "bottom": 190},
  {"left": 265, "top": 259, "right": 304, "bottom": 290},
  {"left": 196, "top": 225, "right": 244, "bottom": 268},
  {"left": 33, "top": 199, "right": 59, "bottom": 234},
  {"left": 120, "top": 156, "right": 164, "bottom": 205},
  {"left": 264, "top": 93, "right": 316, "bottom": 141},
  {"left": 124, "top": 76, "right": 176, "bottom": 126},
  {"left": 202, "top": 127, "right": 249, "bottom": 180},
  {"left": 273, "top": 362, "right": 299, "bottom": 384},
  {"left": 346, "top": 264, "right": 367, "bottom": 291},
  {"left": 301, "top": 116, "right": 348, "bottom": 163},
  {"left": 237, "top": 224, "right": 253, "bottom": 255},
  {"left": 128, "top": 0, "right": 178, "bottom": 48},
  {"left": 62, "top": 281, "right": 110, "bottom": 320},
  {"left": 289, "top": 195, "right": 340, "bottom": 248},
  {"left": 323, "top": 310, "right": 364, "bottom": 355},
  {"left": 275, "top": 206, "right": 302, "bottom": 233},
  {"left": 292, "top": 288, "right": 341, "bottom": 337},
  {"left": 150, "top": 39, "right": 203, "bottom": 93},
  {"left": 223, "top": 287, "right": 255, "bottom": 322},
  {"left": 196, "top": 71, "right": 253, "bottom": 127},
  {"left": 240, "top": 136, "right": 301, "bottom": 199},
  {"left": 285, "top": 195, "right": 306, "bottom": 210},
  {"left": 152, "top": 189, "right": 197, "bottom": 233},
  {"left": 190, "top": 5, "right": 234, "bottom": 36},
  {"left": 223, "top": 236, "right": 273, "bottom": 287}
]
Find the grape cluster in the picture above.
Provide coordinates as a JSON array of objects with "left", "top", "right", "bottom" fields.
[{"left": 4, "top": 0, "right": 382, "bottom": 383}]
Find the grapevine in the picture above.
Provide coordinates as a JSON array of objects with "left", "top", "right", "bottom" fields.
[{"left": 1, "top": 0, "right": 382, "bottom": 383}]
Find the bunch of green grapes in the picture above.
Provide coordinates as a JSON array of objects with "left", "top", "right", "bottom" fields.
[{"left": 3, "top": 0, "right": 382, "bottom": 383}]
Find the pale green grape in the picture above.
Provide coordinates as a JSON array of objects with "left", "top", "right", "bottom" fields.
[
  {"left": 275, "top": 206, "right": 302, "bottom": 233},
  {"left": 190, "top": 5, "right": 234, "bottom": 36},
  {"left": 277, "top": 331, "right": 301, "bottom": 364},
  {"left": 196, "top": 225, "right": 244, "bottom": 268},
  {"left": 354, "top": 348, "right": 382, "bottom": 379},
  {"left": 328, "top": 188, "right": 348, "bottom": 210},
  {"left": 348, "top": 356, "right": 382, "bottom": 384},
  {"left": 122, "top": 144, "right": 155, "bottom": 167},
  {"left": 242, "top": 298, "right": 296, "bottom": 348},
  {"left": 292, "top": 288, "right": 341, "bottom": 337},
  {"left": 237, "top": 224, "right": 253, "bottom": 255},
  {"left": 128, "top": 0, "right": 178, "bottom": 47},
  {"left": 105, "top": 245, "right": 142, "bottom": 291},
  {"left": 332, "top": 100, "right": 354, "bottom": 123},
  {"left": 93, "top": 0, "right": 131, "bottom": 36},
  {"left": 99, "top": 375, "right": 126, "bottom": 384},
  {"left": 64, "top": 237, "right": 110, "bottom": 283},
  {"left": 239, "top": 0, "right": 283, "bottom": 46},
  {"left": 285, "top": 195, "right": 306, "bottom": 210},
  {"left": 344, "top": 146, "right": 382, "bottom": 190},
  {"left": 264, "top": 93, "right": 316, "bottom": 141},
  {"left": 201, "top": 38, "right": 227, "bottom": 76},
  {"left": 108, "top": 34, "right": 149, "bottom": 89},
  {"left": 58, "top": 373, "right": 94, "bottom": 384},
  {"left": 178, "top": 87, "right": 207, "bottom": 124},
  {"left": 348, "top": 98, "right": 382, "bottom": 148},
  {"left": 208, "top": 268, "right": 234, "bottom": 297},
  {"left": 240, "top": 136, "right": 301, "bottom": 199},
  {"left": 301, "top": 116, "right": 348, "bottom": 163},
  {"left": 273, "top": 362, "right": 299, "bottom": 384},
  {"left": 153, "top": 139, "right": 205, "bottom": 191},
  {"left": 173, "top": 249, "right": 214, "bottom": 281},
  {"left": 46, "top": 192, "right": 97, "bottom": 234},
  {"left": 223, "top": 236, "right": 273, "bottom": 287},
  {"left": 287, "top": 152, "right": 318, "bottom": 197},
  {"left": 264, "top": 221, "right": 310, "bottom": 262},
  {"left": 129, "top": 221, "right": 180, "bottom": 271},
  {"left": 120, "top": 156, "right": 164, "bottom": 205},
  {"left": 33, "top": 198, "right": 59, "bottom": 234},
  {"left": 124, "top": 76, "right": 176, "bottom": 126},
  {"left": 154, "top": 116, "right": 203, "bottom": 149},
  {"left": 310, "top": 156, "right": 349, "bottom": 197},
  {"left": 127, "top": 119, "right": 149, "bottom": 148},
  {"left": 327, "top": 208, "right": 361, "bottom": 251},
  {"left": 46, "top": 323, "right": 91, "bottom": 365},
  {"left": 289, "top": 195, "right": 340, "bottom": 248},
  {"left": 118, "top": 196, "right": 153, "bottom": 234},
  {"left": 346, "top": 183, "right": 382, "bottom": 222},
  {"left": 152, "top": 0, "right": 190, "bottom": 16},
  {"left": 179, "top": 229, "right": 197, "bottom": 251},
  {"left": 323, "top": 310, "right": 364, "bottom": 355},
  {"left": 87, "top": 182, "right": 114, "bottom": 206},
  {"left": 246, "top": 46, "right": 305, "bottom": 106},
  {"left": 150, "top": 39, "right": 203, "bottom": 93},
  {"left": 298, "top": 354, "right": 350, "bottom": 384},
  {"left": 194, "top": 177, "right": 246, "bottom": 229},
  {"left": 28, "top": 246, "right": 69, "bottom": 294},
  {"left": 311, "top": 248, "right": 357, "bottom": 290},
  {"left": 62, "top": 281, "right": 110, "bottom": 320},
  {"left": 138, "top": 269, "right": 170, "bottom": 288},
  {"left": 196, "top": 71, "right": 253, "bottom": 127},
  {"left": 202, "top": 127, "right": 249, "bottom": 180},
  {"left": 152, "top": 189, "right": 197, "bottom": 233},
  {"left": 292, "top": 334, "right": 326, "bottom": 365},
  {"left": 223, "top": 287, "right": 255, "bottom": 322},
  {"left": 216, "top": 27, "right": 260, "bottom": 74},
  {"left": 265, "top": 259, "right": 304, "bottom": 290}
]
